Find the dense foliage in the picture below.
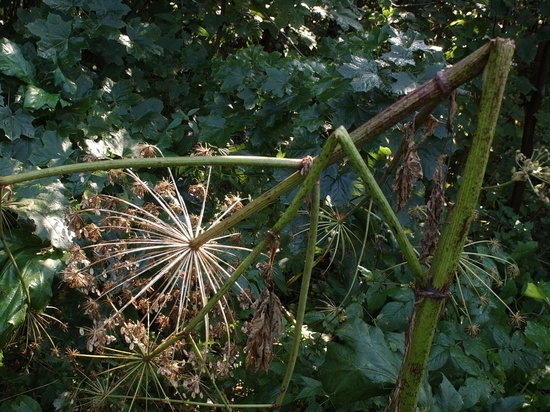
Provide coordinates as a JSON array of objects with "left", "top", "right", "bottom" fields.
[{"left": 0, "top": 0, "right": 548, "bottom": 410}]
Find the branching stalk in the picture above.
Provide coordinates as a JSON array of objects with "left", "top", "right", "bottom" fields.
[
  {"left": 147, "top": 129, "right": 340, "bottom": 359},
  {"left": 336, "top": 128, "right": 425, "bottom": 284}
]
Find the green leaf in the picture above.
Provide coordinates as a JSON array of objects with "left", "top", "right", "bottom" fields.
[
  {"left": 434, "top": 374, "right": 463, "bottom": 412},
  {"left": 320, "top": 167, "right": 358, "bottom": 207},
  {"left": 29, "top": 131, "right": 73, "bottom": 167},
  {"left": 0, "top": 38, "right": 36, "bottom": 83},
  {"left": 220, "top": 61, "right": 252, "bottom": 92},
  {"left": 295, "top": 376, "right": 323, "bottom": 400},
  {"left": 53, "top": 68, "right": 78, "bottom": 96},
  {"left": 0, "top": 395, "right": 42, "bottom": 412},
  {"left": 524, "top": 320, "right": 550, "bottom": 351},
  {"left": 458, "top": 376, "right": 492, "bottom": 409},
  {"left": 27, "top": 14, "right": 81, "bottom": 64},
  {"left": 123, "top": 20, "right": 163, "bottom": 60},
  {"left": 511, "top": 241, "right": 538, "bottom": 263},
  {"left": 0, "top": 107, "right": 35, "bottom": 140},
  {"left": 44, "top": 0, "right": 81, "bottom": 12},
  {"left": 428, "top": 345, "right": 449, "bottom": 372},
  {"left": 88, "top": 0, "right": 131, "bottom": 17},
  {"left": 262, "top": 67, "right": 292, "bottom": 97},
  {"left": 0, "top": 246, "right": 59, "bottom": 345},
  {"left": 449, "top": 345, "right": 481, "bottom": 376},
  {"left": 338, "top": 56, "right": 381, "bottom": 92},
  {"left": 24, "top": 85, "right": 60, "bottom": 110},
  {"left": 523, "top": 282, "right": 550, "bottom": 305},
  {"left": 319, "top": 317, "right": 400, "bottom": 404},
  {"left": 489, "top": 395, "right": 525, "bottom": 412},
  {"left": 376, "top": 299, "right": 414, "bottom": 332},
  {"left": 15, "top": 180, "right": 72, "bottom": 248}
]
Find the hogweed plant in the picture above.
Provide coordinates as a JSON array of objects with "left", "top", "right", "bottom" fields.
[
  {"left": 0, "top": 39, "right": 519, "bottom": 411},
  {"left": 61, "top": 148, "right": 258, "bottom": 405}
]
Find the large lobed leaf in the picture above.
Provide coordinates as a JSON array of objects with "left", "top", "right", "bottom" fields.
[{"left": 319, "top": 317, "right": 401, "bottom": 404}]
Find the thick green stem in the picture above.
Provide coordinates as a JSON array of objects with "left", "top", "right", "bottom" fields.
[
  {"left": 336, "top": 128, "right": 425, "bottom": 284},
  {"left": 393, "top": 38, "right": 515, "bottom": 412},
  {"left": 275, "top": 180, "right": 320, "bottom": 408},
  {"left": 0, "top": 155, "right": 302, "bottom": 186}
]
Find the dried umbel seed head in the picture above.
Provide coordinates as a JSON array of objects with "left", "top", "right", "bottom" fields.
[
  {"left": 509, "top": 311, "right": 526, "bottom": 329},
  {"left": 154, "top": 179, "right": 176, "bottom": 197},
  {"left": 192, "top": 142, "right": 213, "bottom": 157},
  {"left": 465, "top": 323, "right": 481, "bottom": 337},
  {"left": 81, "top": 194, "right": 103, "bottom": 215},
  {"left": 188, "top": 184, "right": 205, "bottom": 198},
  {"left": 136, "top": 143, "right": 158, "bottom": 158},
  {"left": 507, "top": 263, "right": 520, "bottom": 279}
]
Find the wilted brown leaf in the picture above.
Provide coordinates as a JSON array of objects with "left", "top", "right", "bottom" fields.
[
  {"left": 446, "top": 89, "right": 458, "bottom": 133},
  {"left": 420, "top": 154, "right": 446, "bottom": 261},
  {"left": 393, "top": 121, "right": 423, "bottom": 211},
  {"left": 244, "top": 289, "right": 283, "bottom": 372}
]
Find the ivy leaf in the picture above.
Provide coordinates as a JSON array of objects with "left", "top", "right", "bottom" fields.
[
  {"left": 319, "top": 317, "right": 400, "bottom": 404},
  {"left": 0, "top": 107, "right": 35, "bottom": 140},
  {"left": 27, "top": 14, "right": 82, "bottom": 64},
  {"left": 0, "top": 38, "right": 36, "bottom": 83},
  {"left": 24, "top": 85, "right": 60, "bottom": 109}
]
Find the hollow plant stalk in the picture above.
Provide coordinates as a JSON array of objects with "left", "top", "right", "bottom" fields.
[
  {"left": 335, "top": 127, "right": 425, "bottom": 285},
  {"left": 275, "top": 178, "right": 321, "bottom": 408},
  {"left": 390, "top": 38, "right": 515, "bottom": 412}
]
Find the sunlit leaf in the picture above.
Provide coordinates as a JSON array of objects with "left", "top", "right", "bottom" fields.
[
  {"left": 0, "top": 241, "right": 60, "bottom": 345},
  {"left": 24, "top": 85, "right": 60, "bottom": 109}
]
